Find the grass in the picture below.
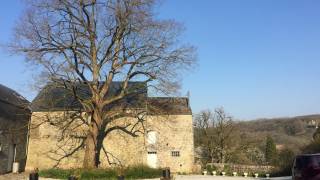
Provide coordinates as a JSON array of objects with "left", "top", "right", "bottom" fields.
[
  {"left": 38, "top": 168, "right": 72, "bottom": 179},
  {"left": 39, "top": 165, "right": 162, "bottom": 180}
]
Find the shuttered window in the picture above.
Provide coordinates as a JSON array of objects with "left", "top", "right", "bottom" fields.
[{"left": 171, "top": 151, "right": 180, "bottom": 157}]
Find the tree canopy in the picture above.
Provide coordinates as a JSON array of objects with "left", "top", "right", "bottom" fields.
[{"left": 11, "top": 0, "right": 196, "bottom": 168}]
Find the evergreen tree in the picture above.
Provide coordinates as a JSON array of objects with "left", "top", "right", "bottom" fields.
[{"left": 265, "top": 136, "right": 277, "bottom": 165}]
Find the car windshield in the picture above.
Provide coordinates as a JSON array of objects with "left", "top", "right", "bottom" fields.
[{"left": 296, "top": 155, "right": 320, "bottom": 169}]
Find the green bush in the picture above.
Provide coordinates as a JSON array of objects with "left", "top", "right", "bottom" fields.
[
  {"left": 223, "top": 164, "right": 231, "bottom": 175},
  {"left": 80, "top": 169, "right": 117, "bottom": 179},
  {"left": 38, "top": 169, "right": 73, "bottom": 179},
  {"left": 125, "top": 165, "right": 162, "bottom": 179},
  {"left": 39, "top": 165, "right": 162, "bottom": 180},
  {"left": 205, "top": 165, "right": 213, "bottom": 172}
]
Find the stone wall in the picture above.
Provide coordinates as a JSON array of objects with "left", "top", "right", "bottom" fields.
[
  {"left": 26, "top": 112, "right": 195, "bottom": 173},
  {"left": 145, "top": 115, "right": 195, "bottom": 172}
]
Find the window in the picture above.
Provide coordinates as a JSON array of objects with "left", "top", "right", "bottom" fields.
[
  {"left": 171, "top": 151, "right": 180, "bottom": 157},
  {"left": 147, "top": 131, "right": 157, "bottom": 144},
  {"left": 148, "top": 151, "right": 157, "bottom": 154}
]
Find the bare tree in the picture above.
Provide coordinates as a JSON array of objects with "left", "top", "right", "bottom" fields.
[
  {"left": 10, "top": 0, "right": 196, "bottom": 168},
  {"left": 194, "top": 107, "right": 235, "bottom": 163}
]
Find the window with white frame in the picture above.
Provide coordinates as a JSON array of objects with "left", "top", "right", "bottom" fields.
[
  {"left": 171, "top": 151, "right": 180, "bottom": 157},
  {"left": 147, "top": 131, "right": 157, "bottom": 144}
]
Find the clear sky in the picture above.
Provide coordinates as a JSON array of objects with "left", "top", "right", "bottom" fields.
[{"left": 1, "top": 0, "right": 320, "bottom": 120}]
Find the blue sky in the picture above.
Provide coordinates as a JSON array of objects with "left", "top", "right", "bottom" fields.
[{"left": 1, "top": 0, "right": 320, "bottom": 120}]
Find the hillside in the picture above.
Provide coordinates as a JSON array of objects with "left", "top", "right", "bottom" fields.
[{"left": 236, "top": 114, "right": 320, "bottom": 152}]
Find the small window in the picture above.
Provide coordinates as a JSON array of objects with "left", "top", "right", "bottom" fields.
[
  {"left": 171, "top": 151, "right": 180, "bottom": 157},
  {"left": 148, "top": 151, "right": 157, "bottom": 154},
  {"left": 147, "top": 131, "right": 157, "bottom": 144}
]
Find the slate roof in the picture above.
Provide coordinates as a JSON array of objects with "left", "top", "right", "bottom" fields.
[
  {"left": 0, "top": 84, "right": 30, "bottom": 120},
  {"left": 147, "top": 97, "right": 192, "bottom": 115},
  {"left": 31, "top": 81, "right": 147, "bottom": 112},
  {"left": 32, "top": 82, "right": 191, "bottom": 115}
]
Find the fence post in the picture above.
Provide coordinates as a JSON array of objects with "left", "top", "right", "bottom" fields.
[
  {"left": 29, "top": 172, "right": 38, "bottom": 180},
  {"left": 162, "top": 167, "right": 170, "bottom": 179},
  {"left": 117, "top": 175, "right": 125, "bottom": 180}
]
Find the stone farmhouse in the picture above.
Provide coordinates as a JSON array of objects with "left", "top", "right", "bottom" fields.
[
  {"left": 26, "top": 82, "right": 195, "bottom": 173},
  {"left": 0, "top": 84, "right": 30, "bottom": 174}
]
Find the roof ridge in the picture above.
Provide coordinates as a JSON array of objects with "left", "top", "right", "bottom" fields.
[{"left": 148, "top": 96, "right": 188, "bottom": 99}]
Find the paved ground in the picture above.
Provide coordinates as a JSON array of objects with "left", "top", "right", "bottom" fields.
[
  {"left": 174, "top": 175, "right": 292, "bottom": 180},
  {"left": 0, "top": 172, "right": 57, "bottom": 180},
  {"left": 0, "top": 173, "right": 292, "bottom": 180}
]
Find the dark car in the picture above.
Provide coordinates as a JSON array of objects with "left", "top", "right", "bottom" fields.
[{"left": 292, "top": 154, "right": 320, "bottom": 180}]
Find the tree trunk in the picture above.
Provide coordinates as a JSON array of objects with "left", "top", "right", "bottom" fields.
[
  {"left": 83, "top": 128, "right": 105, "bottom": 168},
  {"left": 83, "top": 128, "right": 98, "bottom": 168},
  {"left": 95, "top": 132, "right": 105, "bottom": 166},
  {"left": 83, "top": 109, "right": 104, "bottom": 168}
]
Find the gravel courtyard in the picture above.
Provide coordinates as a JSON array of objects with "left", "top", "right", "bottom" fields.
[
  {"left": 0, "top": 173, "right": 292, "bottom": 180},
  {"left": 0, "top": 173, "right": 57, "bottom": 180},
  {"left": 174, "top": 175, "right": 292, "bottom": 180}
]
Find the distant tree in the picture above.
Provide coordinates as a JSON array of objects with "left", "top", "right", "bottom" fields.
[
  {"left": 194, "top": 107, "right": 235, "bottom": 163},
  {"left": 313, "top": 128, "right": 320, "bottom": 140},
  {"left": 299, "top": 127, "right": 320, "bottom": 154},
  {"left": 246, "top": 147, "right": 265, "bottom": 165},
  {"left": 265, "top": 136, "right": 277, "bottom": 165},
  {"left": 277, "top": 148, "right": 295, "bottom": 168},
  {"left": 284, "top": 120, "right": 305, "bottom": 136},
  {"left": 272, "top": 148, "right": 296, "bottom": 176},
  {"left": 194, "top": 109, "right": 215, "bottom": 164},
  {"left": 225, "top": 132, "right": 264, "bottom": 165}
]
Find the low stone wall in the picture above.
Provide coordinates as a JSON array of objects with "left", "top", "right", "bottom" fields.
[{"left": 206, "top": 163, "right": 274, "bottom": 173}]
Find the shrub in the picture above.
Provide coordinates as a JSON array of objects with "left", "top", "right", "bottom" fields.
[
  {"left": 80, "top": 168, "right": 117, "bottom": 179},
  {"left": 39, "top": 165, "right": 162, "bottom": 180},
  {"left": 205, "top": 165, "right": 213, "bottom": 172},
  {"left": 125, "top": 165, "right": 162, "bottom": 179},
  {"left": 223, "top": 164, "right": 231, "bottom": 175},
  {"left": 38, "top": 169, "right": 73, "bottom": 179}
]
